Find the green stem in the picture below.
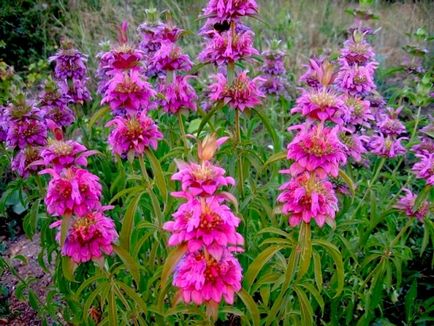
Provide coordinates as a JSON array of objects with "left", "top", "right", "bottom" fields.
[
  {"left": 34, "top": 174, "right": 45, "bottom": 196},
  {"left": 177, "top": 112, "right": 189, "bottom": 152},
  {"left": 235, "top": 110, "right": 244, "bottom": 196},
  {"left": 390, "top": 218, "right": 414, "bottom": 248},
  {"left": 138, "top": 155, "right": 162, "bottom": 226}
]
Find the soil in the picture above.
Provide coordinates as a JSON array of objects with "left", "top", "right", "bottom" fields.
[{"left": 0, "top": 234, "right": 53, "bottom": 325}]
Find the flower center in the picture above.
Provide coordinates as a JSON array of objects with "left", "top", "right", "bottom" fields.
[{"left": 310, "top": 90, "right": 336, "bottom": 108}]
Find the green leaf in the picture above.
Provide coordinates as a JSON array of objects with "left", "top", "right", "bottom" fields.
[
  {"left": 75, "top": 274, "right": 105, "bottom": 297},
  {"left": 313, "top": 251, "right": 323, "bottom": 290},
  {"left": 62, "top": 256, "right": 76, "bottom": 281},
  {"left": 113, "top": 245, "right": 141, "bottom": 287},
  {"left": 145, "top": 149, "right": 168, "bottom": 203},
  {"left": 252, "top": 107, "right": 282, "bottom": 152},
  {"left": 300, "top": 283, "right": 324, "bottom": 314},
  {"left": 196, "top": 102, "right": 222, "bottom": 136},
  {"left": 297, "top": 222, "right": 312, "bottom": 279},
  {"left": 28, "top": 290, "right": 40, "bottom": 311},
  {"left": 294, "top": 286, "right": 314, "bottom": 326},
  {"left": 108, "top": 286, "right": 118, "bottom": 326},
  {"left": 339, "top": 169, "right": 355, "bottom": 197},
  {"left": 245, "top": 244, "right": 287, "bottom": 288},
  {"left": 405, "top": 278, "right": 417, "bottom": 323},
  {"left": 119, "top": 192, "right": 144, "bottom": 251},
  {"left": 160, "top": 244, "right": 187, "bottom": 289},
  {"left": 88, "top": 106, "right": 110, "bottom": 129},
  {"left": 237, "top": 289, "right": 260, "bottom": 326},
  {"left": 116, "top": 281, "right": 148, "bottom": 314},
  {"left": 312, "top": 239, "right": 344, "bottom": 297},
  {"left": 23, "top": 198, "right": 41, "bottom": 239},
  {"left": 261, "top": 151, "right": 287, "bottom": 171}
]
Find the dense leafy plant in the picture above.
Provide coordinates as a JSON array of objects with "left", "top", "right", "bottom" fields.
[{"left": 0, "top": 1, "right": 433, "bottom": 325}]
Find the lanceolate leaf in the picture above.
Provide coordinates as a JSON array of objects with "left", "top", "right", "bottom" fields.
[
  {"left": 145, "top": 149, "right": 168, "bottom": 203},
  {"left": 113, "top": 245, "right": 141, "bottom": 287},
  {"left": 119, "top": 192, "right": 144, "bottom": 251},
  {"left": 160, "top": 244, "right": 188, "bottom": 291},
  {"left": 237, "top": 289, "right": 260, "bottom": 326}
]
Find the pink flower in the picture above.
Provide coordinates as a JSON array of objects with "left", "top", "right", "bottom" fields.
[
  {"left": 150, "top": 42, "right": 193, "bottom": 72},
  {"left": 299, "top": 57, "right": 326, "bottom": 89},
  {"left": 106, "top": 111, "right": 163, "bottom": 158},
  {"left": 40, "top": 139, "right": 97, "bottom": 172},
  {"left": 11, "top": 147, "right": 42, "bottom": 178},
  {"left": 50, "top": 209, "right": 118, "bottom": 263},
  {"left": 208, "top": 71, "right": 264, "bottom": 111},
  {"left": 198, "top": 28, "right": 258, "bottom": 65},
  {"left": 203, "top": 0, "right": 258, "bottom": 21},
  {"left": 344, "top": 96, "right": 373, "bottom": 129},
  {"left": 171, "top": 160, "right": 235, "bottom": 197},
  {"left": 395, "top": 189, "right": 429, "bottom": 222},
  {"left": 412, "top": 153, "right": 434, "bottom": 185},
  {"left": 41, "top": 167, "right": 102, "bottom": 217},
  {"left": 164, "top": 196, "right": 244, "bottom": 259},
  {"left": 339, "top": 132, "right": 367, "bottom": 162},
  {"left": 412, "top": 137, "right": 434, "bottom": 156},
  {"left": 377, "top": 107, "right": 406, "bottom": 136},
  {"left": 277, "top": 172, "right": 338, "bottom": 227},
  {"left": 158, "top": 75, "right": 197, "bottom": 114},
  {"left": 99, "top": 45, "right": 144, "bottom": 73},
  {"left": 369, "top": 134, "right": 407, "bottom": 158},
  {"left": 292, "top": 88, "right": 347, "bottom": 124},
  {"left": 102, "top": 70, "right": 156, "bottom": 114},
  {"left": 284, "top": 123, "right": 347, "bottom": 178},
  {"left": 173, "top": 250, "right": 242, "bottom": 305},
  {"left": 340, "top": 32, "right": 376, "bottom": 66},
  {"left": 337, "top": 63, "right": 377, "bottom": 95}
]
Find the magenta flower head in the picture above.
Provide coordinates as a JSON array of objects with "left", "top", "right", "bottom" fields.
[
  {"left": 337, "top": 63, "right": 377, "bottom": 95},
  {"left": 340, "top": 30, "right": 376, "bottom": 66},
  {"left": 6, "top": 100, "right": 47, "bottom": 149},
  {"left": 344, "top": 96, "right": 373, "bottom": 129},
  {"left": 11, "top": 146, "right": 42, "bottom": 178},
  {"left": 171, "top": 160, "right": 235, "bottom": 197},
  {"left": 106, "top": 111, "right": 163, "bottom": 159},
  {"left": 102, "top": 70, "right": 156, "bottom": 114},
  {"left": 412, "top": 153, "right": 434, "bottom": 185},
  {"left": 41, "top": 167, "right": 102, "bottom": 217},
  {"left": 262, "top": 48, "right": 286, "bottom": 75},
  {"left": 292, "top": 88, "right": 347, "bottom": 124},
  {"left": 395, "top": 189, "right": 430, "bottom": 222},
  {"left": 208, "top": 71, "right": 264, "bottom": 111},
  {"left": 277, "top": 172, "right": 338, "bottom": 228},
  {"left": 158, "top": 75, "right": 197, "bottom": 114},
  {"left": 49, "top": 39, "right": 88, "bottom": 80},
  {"left": 339, "top": 131, "right": 367, "bottom": 162},
  {"left": 0, "top": 106, "right": 8, "bottom": 142},
  {"left": 285, "top": 123, "right": 347, "bottom": 178},
  {"left": 198, "top": 28, "right": 258, "bottom": 65},
  {"left": 412, "top": 137, "right": 434, "bottom": 156},
  {"left": 58, "top": 78, "right": 91, "bottom": 105},
  {"left": 164, "top": 196, "right": 244, "bottom": 259},
  {"left": 173, "top": 249, "right": 242, "bottom": 305},
  {"left": 369, "top": 134, "right": 407, "bottom": 158},
  {"left": 50, "top": 208, "right": 118, "bottom": 263},
  {"left": 100, "top": 45, "right": 144, "bottom": 75},
  {"left": 377, "top": 107, "right": 406, "bottom": 136},
  {"left": 203, "top": 0, "right": 258, "bottom": 22},
  {"left": 299, "top": 58, "right": 335, "bottom": 89},
  {"left": 150, "top": 42, "right": 193, "bottom": 72},
  {"left": 259, "top": 76, "right": 289, "bottom": 98},
  {"left": 40, "top": 139, "right": 97, "bottom": 172}
]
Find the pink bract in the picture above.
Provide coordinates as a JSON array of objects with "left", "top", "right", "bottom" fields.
[
  {"left": 158, "top": 75, "right": 198, "bottom": 114},
  {"left": 203, "top": 0, "right": 258, "bottom": 21},
  {"left": 412, "top": 153, "right": 434, "bottom": 185},
  {"left": 395, "top": 188, "right": 429, "bottom": 222}
]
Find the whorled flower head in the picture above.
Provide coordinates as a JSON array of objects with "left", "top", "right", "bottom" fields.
[
  {"left": 412, "top": 153, "right": 434, "bottom": 185},
  {"left": 44, "top": 103, "right": 75, "bottom": 127},
  {"left": 41, "top": 167, "right": 102, "bottom": 217},
  {"left": 106, "top": 111, "right": 163, "bottom": 158},
  {"left": 38, "top": 84, "right": 75, "bottom": 127},
  {"left": 49, "top": 43, "right": 88, "bottom": 80},
  {"left": 58, "top": 78, "right": 91, "bottom": 105},
  {"left": 198, "top": 28, "right": 258, "bottom": 65},
  {"left": 50, "top": 209, "right": 118, "bottom": 263},
  {"left": 102, "top": 70, "right": 156, "bottom": 114},
  {"left": 99, "top": 45, "right": 144, "bottom": 74},
  {"left": 171, "top": 160, "right": 235, "bottom": 197},
  {"left": 11, "top": 146, "right": 42, "bottom": 178},
  {"left": 395, "top": 188, "right": 430, "bottom": 222},
  {"left": 138, "top": 21, "right": 183, "bottom": 56},
  {"left": 340, "top": 32, "right": 376, "bottom": 66},
  {"left": 292, "top": 88, "right": 347, "bottom": 124},
  {"left": 412, "top": 137, "right": 434, "bottom": 156},
  {"left": 6, "top": 106, "right": 47, "bottom": 149},
  {"left": 368, "top": 134, "right": 407, "bottom": 158},
  {"left": 259, "top": 76, "right": 289, "bottom": 98},
  {"left": 261, "top": 49, "right": 286, "bottom": 75},
  {"left": 377, "top": 107, "right": 406, "bottom": 136},
  {"left": 173, "top": 249, "right": 242, "bottom": 305},
  {"left": 40, "top": 139, "right": 96, "bottom": 172},
  {"left": 150, "top": 42, "right": 193, "bottom": 72},
  {"left": 208, "top": 71, "right": 264, "bottom": 111},
  {"left": 337, "top": 63, "right": 377, "bottom": 95},
  {"left": 344, "top": 96, "right": 373, "bottom": 129},
  {"left": 0, "top": 106, "right": 8, "bottom": 142},
  {"left": 164, "top": 196, "right": 243, "bottom": 259},
  {"left": 339, "top": 131, "right": 367, "bottom": 162},
  {"left": 277, "top": 172, "right": 338, "bottom": 227},
  {"left": 285, "top": 123, "right": 347, "bottom": 178},
  {"left": 158, "top": 75, "right": 197, "bottom": 114},
  {"left": 203, "top": 0, "right": 258, "bottom": 22}
]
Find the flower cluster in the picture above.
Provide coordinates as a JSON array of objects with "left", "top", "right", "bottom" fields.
[
  {"left": 99, "top": 22, "right": 163, "bottom": 158},
  {"left": 395, "top": 188, "right": 429, "bottom": 222},
  {"left": 164, "top": 135, "right": 243, "bottom": 313},
  {"left": 259, "top": 42, "right": 290, "bottom": 98},
  {"left": 200, "top": 0, "right": 263, "bottom": 112},
  {"left": 49, "top": 39, "right": 90, "bottom": 104}
]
